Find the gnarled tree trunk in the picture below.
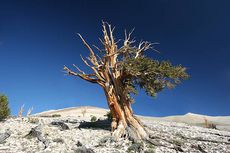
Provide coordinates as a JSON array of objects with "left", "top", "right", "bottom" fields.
[{"left": 103, "top": 83, "right": 149, "bottom": 141}]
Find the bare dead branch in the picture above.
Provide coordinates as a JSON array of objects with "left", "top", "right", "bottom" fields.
[
  {"left": 124, "top": 28, "right": 135, "bottom": 46},
  {"left": 96, "top": 54, "right": 104, "bottom": 65},
  {"left": 77, "top": 33, "right": 99, "bottom": 66},
  {"left": 64, "top": 66, "right": 98, "bottom": 83},
  {"left": 27, "top": 107, "right": 33, "bottom": 117},
  {"left": 135, "top": 41, "right": 153, "bottom": 58},
  {"left": 80, "top": 55, "right": 92, "bottom": 67},
  {"left": 73, "top": 64, "right": 85, "bottom": 74},
  {"left": 18, "top": 104, "right": 24, "bottom": 118},
  {"left": 108, "top": 23, "right": 115, "bottom": 46},
  {"left": 93, "top": 44, "right": 103, "bottom": 53}
]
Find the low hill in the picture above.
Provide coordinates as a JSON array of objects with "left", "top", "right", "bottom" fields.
[{"left": 34, "top": 106, "right": 109, "bottom": 118}]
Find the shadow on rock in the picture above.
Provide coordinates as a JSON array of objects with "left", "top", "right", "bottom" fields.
[{"left": 78, "top": 119, "right": 111, "bottom": 130}]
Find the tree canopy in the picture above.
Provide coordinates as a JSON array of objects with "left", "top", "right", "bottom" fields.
[{"left": 122, "top": 57, "right": 189, "bottom": 97}]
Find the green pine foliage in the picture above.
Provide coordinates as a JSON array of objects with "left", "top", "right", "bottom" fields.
[
  {"left": 90, "top": 116, "right": 97, "bottom": 122},
  {"left": 121, "top": 56, "right": 189, "bottom": 97},
  {"left": 104, "top": 111, "right": 112, "bottom": 121},
  {"left": 0, "top": 94, "right": 10, "bottom": 120}
]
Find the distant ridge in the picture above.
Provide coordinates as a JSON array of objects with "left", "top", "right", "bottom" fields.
[{"left": 34, "top": 106, "right": 109, "bottom": 118}]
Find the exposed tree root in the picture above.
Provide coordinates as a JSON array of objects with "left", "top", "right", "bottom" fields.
[
  {"left": 111, "top": 117, "right": 149, "bottom": 143},
  {"left": 112, "top": 121, "right": 126, "bottom": 140}
]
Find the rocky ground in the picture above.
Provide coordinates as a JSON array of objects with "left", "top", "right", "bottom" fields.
[{"left": 0, "top": 116, "right": 230, "bottom": 153}]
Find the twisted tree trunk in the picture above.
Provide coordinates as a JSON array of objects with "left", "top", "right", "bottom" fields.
[{"left": 103, "top": 84, "right": 148, "bottom": 141}]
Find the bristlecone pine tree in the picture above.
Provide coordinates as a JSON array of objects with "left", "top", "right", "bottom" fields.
[
  {"left": 0, "top": 94, "right": 10, "bottom": 121},
  {"left": 64, "top": 22, "right": 189, "bottom": 141}
]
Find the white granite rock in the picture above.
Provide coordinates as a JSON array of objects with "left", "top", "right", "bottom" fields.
[{"left": 0, "top": 116, "right": 229, "bottom": 153}]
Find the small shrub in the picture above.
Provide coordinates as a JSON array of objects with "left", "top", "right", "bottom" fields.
[
  {"left": 208, "top": 123, "right": 217, "bottom": 129},
  {"left": 53, "top": 138, "right": 64, "bottom": 143},
  {"left": 39, "top": 115, "right": 50, "bottom": 117},
  {"left": 172, "top": 139, "right": 184, "bottom": 147},
  {"left": 204, "top": 118, "right": 217, "bottom": 129},
  {"left": 0, "top": 94, "right": 10, "bottom": 121},
  {"left": 127, "top": 142, "right": 144, "bottom": 153},
  {"left": 144, "top": 149, "right": 155, "bottom": 153},
  {"left": 146, "top": 144, "right": 155, "bottom": 149},
  {"left": 104, "top": 111, "right": 112, "bottom": 121},
  {"left": 145, "top": 144, "right": 156, "bottom": 153},
  {"left": 90, "top": 116, "right": 97, "bottom": 122},
  {"left": 28, "top": 117, "right": 39, "bottom": 124},
  {"left": 51, "top": 114, "right": 61, "bottom": 117}
]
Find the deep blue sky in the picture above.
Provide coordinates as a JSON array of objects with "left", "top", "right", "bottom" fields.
[{"left": 0, "top": 0, "right": 229, "bottom": 116}]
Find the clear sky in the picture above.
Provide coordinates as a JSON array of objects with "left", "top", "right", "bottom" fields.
[{"left": 0, "top": 0, "right": 229, "bottom": 117}]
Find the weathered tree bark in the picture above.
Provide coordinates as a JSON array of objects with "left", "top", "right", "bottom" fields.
[
  {"left": 64, "top": 22, "right": 151, "bottom": 141},
  {"left": 104, "top": 86, "right": 149, "bottom": 141}
]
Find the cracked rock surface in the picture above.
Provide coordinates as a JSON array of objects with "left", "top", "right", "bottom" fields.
[{"left": 0, "top": 117, "right": 230, "bottom": 153}]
